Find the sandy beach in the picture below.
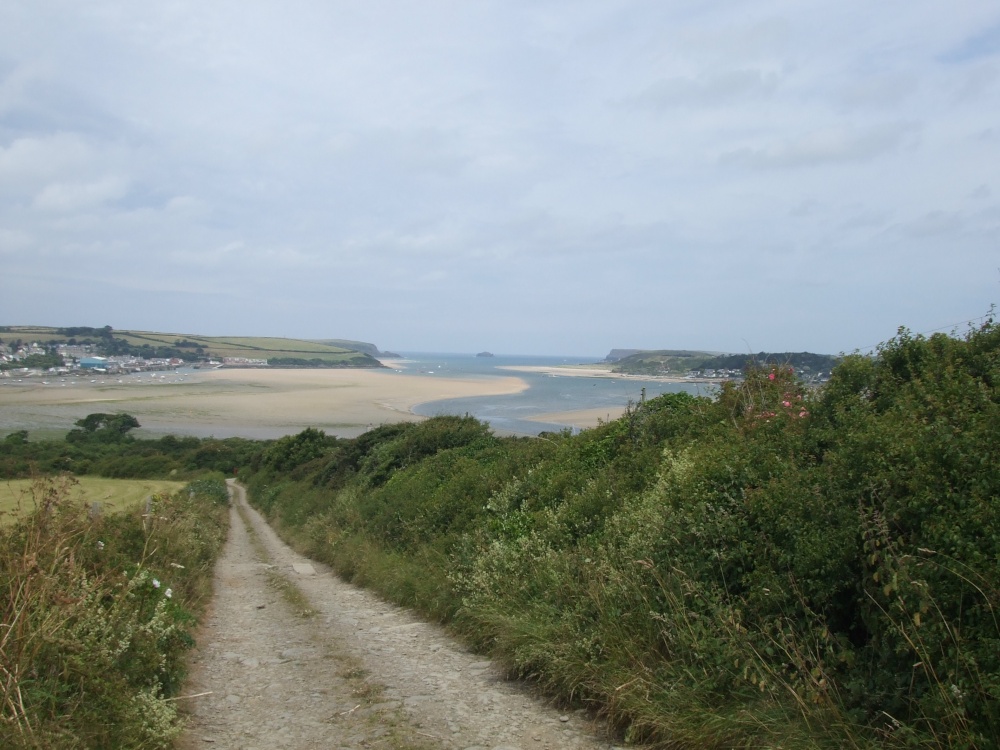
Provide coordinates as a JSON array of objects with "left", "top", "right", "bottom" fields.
[{"left": 0, "top": 368, "right": 527, "bottom": 439}]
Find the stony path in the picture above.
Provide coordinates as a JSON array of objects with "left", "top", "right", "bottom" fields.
[{"left": 177, "top": 481, "right": 618, "bottom": 750}]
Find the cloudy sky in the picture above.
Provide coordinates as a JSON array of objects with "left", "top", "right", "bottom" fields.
[{"left": 2, "top": 1, "right": 998, "bottom": 356}]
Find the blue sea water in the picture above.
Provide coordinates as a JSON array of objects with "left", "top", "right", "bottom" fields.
[{"left": 395, "top": 353, "right": 711, "bottom": 436}]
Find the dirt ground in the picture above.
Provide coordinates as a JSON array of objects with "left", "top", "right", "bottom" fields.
[{"left": 177, "top": 481, "right": 621, "bottom": 750}]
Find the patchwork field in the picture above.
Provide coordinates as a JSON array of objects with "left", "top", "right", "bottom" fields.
[{"left": 3, "top": 326, "right": 374, "bottom": 365}]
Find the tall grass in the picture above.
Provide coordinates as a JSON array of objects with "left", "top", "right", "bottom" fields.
[{"left": 0, "top": 474, "right": 229, "bottom": 748}]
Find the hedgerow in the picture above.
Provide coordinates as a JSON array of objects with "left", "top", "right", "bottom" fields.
[{"left": 242, "top": 319, "right": 1000, "bottom": 748}]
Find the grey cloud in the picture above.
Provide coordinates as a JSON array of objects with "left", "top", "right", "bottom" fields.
[
  {"left": 900, "top": 211, "right": 963, "bottom": 237},
  {"left": 969, "top": 184, "right": 991, "bottom": 200},
  {"left": 0, "top": 228, "right": 32, "bottom": 252},
  {"left": 0, "top": 134, "right": 97, "bottom": 192},
  {"left": 940, "top": 20, "right": 1000, "bottom": 63},
  {"left": 789, "top": 199, "right": 819, "bottom": 217},
  {"left": 627, "top": 68, "right": 779, "bottom": 109},
  {"left": 839, "top": 208, "right": 893, "bottom": 231},
  {"left": 720, "top": 123, "right": 917, "bottom": 169},
  {"left": 893, "top": 207, "right": 1000, "bottom": 240},
  {"left": 949, "top": 64, "right": 998, "bottom": 103},
  {"left": 33, "top": 176, "right": 129, "bottom": 212},
  {"left": 836, "top": 73, "right": 919, "bottom": 109}
]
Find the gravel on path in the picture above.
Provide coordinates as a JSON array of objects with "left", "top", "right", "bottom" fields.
[{"left": 177, "top": 480, "right": 619, "bottom": 750}]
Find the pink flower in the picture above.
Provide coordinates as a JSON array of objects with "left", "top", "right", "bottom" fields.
[
  {"left": 799, "top": 410, "right": 809, "bottom": 418},
  {"left": 782, "top": 400, "right": 791, "bottom": 408},
  {"left": 768, "top": 373, "right": 776, "bottom": 381}
]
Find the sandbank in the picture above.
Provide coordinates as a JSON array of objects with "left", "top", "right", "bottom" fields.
[
  {"left": 0, "top": 368, "right": 527, "bottom": 440},
  {"left": 498, "top": 364, "right": 699, "bottom": 383},
  {"left": 497, "top": 364, "right": 620, "bottom": 378}
]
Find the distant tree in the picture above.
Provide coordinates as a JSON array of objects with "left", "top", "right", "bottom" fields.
[
  {"left": 66, "top": 412, "right": 141, "bottom": 443},
  {"left": 0, "top": 352, "right": 64, "bottom": 371}
]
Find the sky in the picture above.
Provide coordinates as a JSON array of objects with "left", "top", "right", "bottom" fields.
[{"left": 1, "top": 1, "right": 998, "bottom": 357}]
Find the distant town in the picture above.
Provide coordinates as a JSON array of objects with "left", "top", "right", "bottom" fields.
[{"left": 0, "top": 339, "right": 268, "bottom": 380}]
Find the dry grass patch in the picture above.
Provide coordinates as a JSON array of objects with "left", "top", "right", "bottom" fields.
[{"left": 0, "top": 476, "right": 186, "bottom": 522}]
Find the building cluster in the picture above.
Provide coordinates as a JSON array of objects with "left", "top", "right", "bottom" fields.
[
  {"left": 0, "top": 341, "right": 194, "bottom": 377},
  {"left": 683, "top": 367, "right": 831, "bottom": 384},
  {"left": 222, "top": 357, "right": 268, "bottom": 367},
  {"left": 684, "top": 368, "right": 745, "bottom": 380}
]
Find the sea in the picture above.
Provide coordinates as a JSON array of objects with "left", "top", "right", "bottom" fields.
[{"left": 395, "top": 353, "right": 712, "bottom": 436}]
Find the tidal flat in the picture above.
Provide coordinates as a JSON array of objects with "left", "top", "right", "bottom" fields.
[{"left": 0, "top": 368, "right": 527, "bottom": 439}]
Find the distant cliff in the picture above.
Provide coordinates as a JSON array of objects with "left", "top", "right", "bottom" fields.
[
  {"left": 312, "top": 339, "right": 401, "bottom": 358},
  {"left": 605, "top": 349, "right": 641, "bottom": 362}
]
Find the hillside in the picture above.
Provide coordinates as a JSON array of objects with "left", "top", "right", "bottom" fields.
[
  {"left": 608, "top": 348, "right": 840, "bottom": 378},
  {"left": 0, "top": 326, "right": 387, "bottom": 368}
]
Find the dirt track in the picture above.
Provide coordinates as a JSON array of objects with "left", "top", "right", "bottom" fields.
[{"left": 177, "top": 481, "right": 618, "bottom": 750}]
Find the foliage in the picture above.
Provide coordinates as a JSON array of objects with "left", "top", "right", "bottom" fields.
[
  {"left": 66, "top": 412, "right": 141, "bottom": 443},
  {"left": 0, "top": 352, "right": 65, "bottom": 371},
  {"left": 0, "top": 421, "right": 259, "bottom": 481},
  {"left": 253, "top": 427, "right": 336, "bottom": 475},
  {"left": 0, "top": 475, "right": 229, "bottom": 748},
  {"left": 242, "top": 318, "right": 1000, "bottom": 749}
]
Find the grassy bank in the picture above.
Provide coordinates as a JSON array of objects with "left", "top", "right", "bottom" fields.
[
  {"left": 241, "top": 320, "right": 1000, "bottom": 749},
  {"left": 0, "top": 475, "right": 230, "bottom": 748}
]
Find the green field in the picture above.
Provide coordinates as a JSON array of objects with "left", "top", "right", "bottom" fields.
[
  {"left": 0, "top": 477, "right": 187, "bottom": 521},
  {"left": 1, "top": 326, "right": 380, "bottom": 366}
]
